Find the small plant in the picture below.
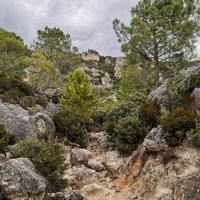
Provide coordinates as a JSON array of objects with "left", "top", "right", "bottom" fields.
[
  {"left": 113, "top": 116, "right": 147, "bottom": 153},
  {"left": 12, "top": 139, "right": 67, "bottom": 192},
  {"left": 0, "top": 124, "right": 10, "bottom": 153},
  {"left": 162, "top": 107, "right": 197, "bottom": 145},
  {"left": 139, "top": 99, "right": 161, "bottom": 129},
  {"left": 53, "top": 108, "right": 87, "bottom": 147},
  {"left": 192, "top": 112, "right": 200, "bottom": 147}
]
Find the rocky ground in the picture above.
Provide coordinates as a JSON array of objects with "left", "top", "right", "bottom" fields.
[{"left": 62, "top": 131, "right": 200, "bottom": 200}]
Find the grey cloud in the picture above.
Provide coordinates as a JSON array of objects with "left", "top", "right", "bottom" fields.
[{"left": 1, "top": 0, "right": 138, "bottom": 56}]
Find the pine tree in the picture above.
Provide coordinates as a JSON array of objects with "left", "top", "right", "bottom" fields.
[
  {"left": 60, "top": 68, "right": 99, "bottom": 122},
  {"left": 113, "top": 0, "right": 199, "bottom": 84}
]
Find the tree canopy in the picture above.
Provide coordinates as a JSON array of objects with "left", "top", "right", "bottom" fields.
[
  {"left": 32, "top": 26, "right": 81, "bottom": 74},
  {"left": 24, "top": 52, "right": 61, "bottom": 91},
  {"left": 0, "top": 28, "right": 29, "bottom": 75},
  {"left": 32, "top": 26, "right": 78, "bottom": 54},
  {"left": 113, "top": 0, "right": 199, "bottom": 84}
]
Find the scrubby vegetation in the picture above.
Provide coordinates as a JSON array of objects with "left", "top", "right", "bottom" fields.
[
  {"left": 1, "top": 0, "right": 200, "bottom": 195},
  {"left": 53, "top": 107, "right": 87, "bottom": 148},
  {"left": 0, "top": 124, "right": 10, "bottom": 153},
  {"left": 12, "top": 139, "right": 68, "bottom": 192}
]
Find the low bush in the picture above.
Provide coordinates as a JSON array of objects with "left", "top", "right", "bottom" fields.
[
  {"left": 139, "top": 99, "right": 161, "bottom": 129},
  {"left": 192, "top": 113, "right": 200, "bottom": 147},
  {"left": 113, "top": 116, "right": 147, "bottom": 153},
  {"left": 162, "top": 107, "right": 197, "bottom": 145},
  {"left": 0, "top": 70, "right": 10, "bottom": 93},
  {"left": 53, "top": 108, "right": 87, "bottom": 147},
  {"left": 88, "top": 110, "right": 108, "bottom": 132},
  {"left": 12, "top": 139, "right": 67, "bottom": 192},
  {"left": 0, "top": 124, "right": 10, "bottom": 153}
]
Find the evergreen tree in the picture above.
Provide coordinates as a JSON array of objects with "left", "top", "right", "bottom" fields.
[
  {"left": 0, "top": 28, "right": 29, "bottom": 75},
  {"left": 24, "top": 52, "right": 61, "bottom": 91},
  {"left": 113, "top": 0, "right": 199, "bottom": 84},
  {"left": 32, "top": 26, "right": 81, "bottom": 74},
  {"left": 60, "top": 68, "right": 99, "bottom": 122}
]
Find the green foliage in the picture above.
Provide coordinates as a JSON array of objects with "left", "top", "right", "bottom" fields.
[
  {"left": 162, "top": 107, "right": 197, "bottom": 145},
  {"left": 107, "top": 101, "right": 139, "bottom": 123},
  {"left": 192, "top": 112, "right": 200, "bottom": 147},
  {"left": 113, "top": 116, "right": 147, "bottom": 153},
  {"left": 117, "top": 65, "right": 154, "bottom": 100},
  {"left": 0, "top": 70, "right": 10, "bottom": 93},
  {"left": 105, "top": 101, "right": 139, "bottom": 140},
  {"left": 60, "top": 68, "right": 99, "bottom": 122},
  {"left": 0, "top": 28, "right": 29, "bottom": 75},
  {"left": 32, "top": 26, "right": 80, "bottom": 72},
  {"left": 53, "top": 108, "right": 87, "bottom": 147},
  {"left": 88, "top": 110, "right": 108, "bottom": 132},
  {"left": 12, "top": 139, "right": 67, "bottom": 192},
  {"left": 139, "top": 99, "right": 161, "bottom": 129},
  {"left": 24, "top": 52, "right": 62, "bottom": 91},
  {"left": 32, "top": 26, "right": 76, "bottom": 53},
  {"left": 0, "top": 124, "right": 10, "bottom": 153},
  {"left": 113, "top": 0, "right": 198, "bottom": 83}
]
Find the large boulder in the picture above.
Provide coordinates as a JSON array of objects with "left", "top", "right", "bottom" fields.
[
  {"left": 81, "top": 49, "right": 100, "bottom": 61},
  {"left": 143, "top": 125, "right": 168, "bottom": 152},
  {"left": 64, "top": 165, "right": 98, "bottom": 189},
  {"left": 70, "top": 148, "right": 89, "bottom": 166},
  {"left": 0, "top": 100, "right": 55, "bottom": 143},
  {"left": 102, "top": 151, "right": 124, "bottom": 177},
  {"left": 148, "top": 82, "right": 170, "bottom": 104},
  {"left": 0, "top": 158, "right": 46, "bottom": 200}
]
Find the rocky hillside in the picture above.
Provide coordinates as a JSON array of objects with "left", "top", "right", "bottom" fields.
[{"left": 0, "top": 53, "right": 200, "bottom": 199}]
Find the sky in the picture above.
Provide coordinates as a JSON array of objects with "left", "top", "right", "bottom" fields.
[
  {"left": 0, "top": 0, "right": 199, "bottom": 58},
  {"left": 0, "top": 0, "right": 139, "bottom": 57}
]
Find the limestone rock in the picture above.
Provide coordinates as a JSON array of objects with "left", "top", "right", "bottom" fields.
[
  {"left": 70, "top": 148, "right": 89, "bottom": 166},
  {"left": 0, "top": 158, "right": 46, "bottom": 200},
  {"left": 143, "top": 125, "right": 169, "bottom": 152},
  {"left": 0, "top": 100, "right": 55, "bottom": 143},
  {"left": 81, "top": 49, "right": 100, "bottom": 61},
  {"left": 173, "top": 172, "right": 200, "bottom": 200},
  {"left": 114, "top": 57, "right": 125, "bottom": 76},
  {"left": 87, "top": 159, "right": 104, "bottom": 172},
  {"left": 45, "top": 191, "right": 86, "bottom": 200},
  {"left": 64, "top": 165, "right": 98, "bottom": 189},
  {"left": 102, "top": 151, "right": 124, "bottom": 177},
  {"left": 148, "top": 82, "right": 169, "bottom": 103},
  {"left": 191, "top": 88, "right": 200, "bottom": 108}
]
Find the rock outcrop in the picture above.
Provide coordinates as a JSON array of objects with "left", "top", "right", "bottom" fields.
[
  {"left": 143, "top": 125, "right": 169, "bottom": 152},
  {"left": 0, "top": 100, "right": 55, "bottom": 143},
  {"left": 81, "top": 49, "right": 100, "bottom": 62},
  {"left": 191, "top": 87, "right": 200, "bottom": 108},
  {"left": 0, "top": 158, "right": 46, "bottom": 200}
]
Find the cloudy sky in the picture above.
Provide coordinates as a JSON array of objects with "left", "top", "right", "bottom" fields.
[
  {"left": 0, "top": 0, "right": 139, "bottom": 57},
  {"left": 1, "top": 0, "right": 200, "bottom": 58}
]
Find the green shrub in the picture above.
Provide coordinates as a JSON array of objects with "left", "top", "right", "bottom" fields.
[
  {"left": 0, "top": 70, "right": 10, "bottom": 93},
  {"left": 139, "top": 99, "right": 161, "bottom": 129},
  {"left": 192, "top": 113, "right": 200, "bottom": 147},
  {"left": 162, "top": 107, "right": 197, "bottom": 145},
  {"left": 10, "top": 75, "right": 34, "bottom": 96},
  {"left": 113, "top": 116, "right": 147, "bottom": 153},
  {"left": 12, "top": 139, "right": 67, "bottom": 192},
  {"left": 0, "top": 124, "right": 10, "bottom": 153},
  {"left": 107, "top": 101, "right": 138, "bottom": 123},
  {"left": 88, "top": 110, "right": 108, "bottom": 132},
  {"left": 53, "top": 108, "right": 87, "bottom": 147}
]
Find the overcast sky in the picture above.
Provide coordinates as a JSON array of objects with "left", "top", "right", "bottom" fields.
[
  {"left": 0, "top": 0, "right": 139, "bottom": 57},
  {"left": 0, "top": 0, "right": 200, "bottom": 58}
]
